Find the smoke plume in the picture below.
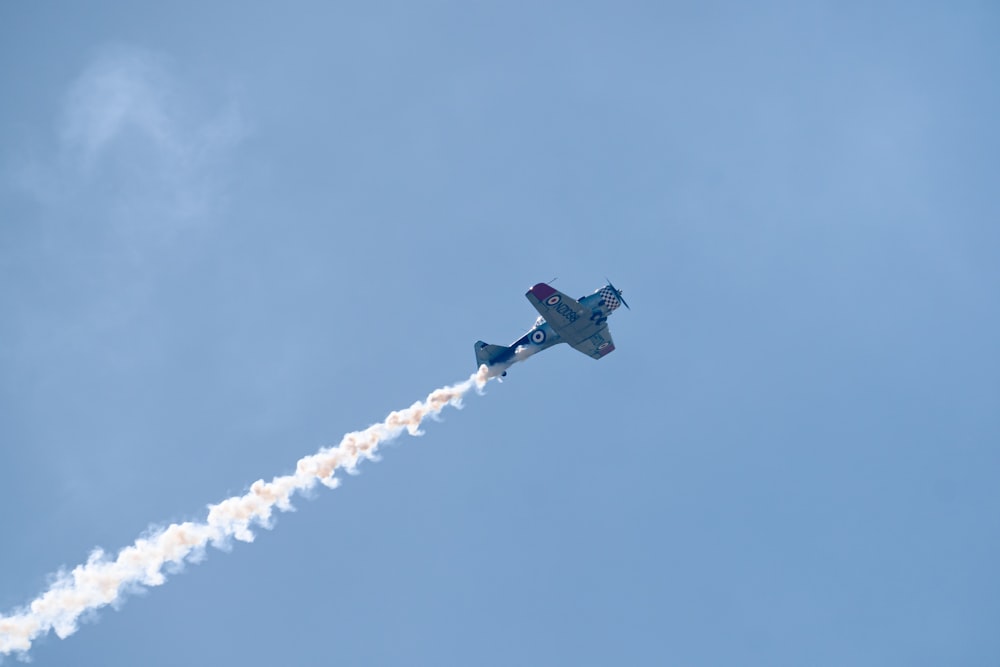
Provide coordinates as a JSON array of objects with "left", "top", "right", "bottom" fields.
[{"left": 0, "top": 367, "right": 490, "bottom": 657}]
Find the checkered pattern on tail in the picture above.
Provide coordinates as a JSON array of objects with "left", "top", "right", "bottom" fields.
[{"left": 599, "top": 286, "right": 621, "bottom": 312}]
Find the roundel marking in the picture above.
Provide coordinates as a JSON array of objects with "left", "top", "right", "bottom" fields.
[
  {"left": 598, "top": 342, "right": 610, "bottom": 350},
  {"left": 545, "top": 294, "right": 561, "bottom": 306},
  {"left": 531, "top": 330, "right": 547, "bottom": 344}
]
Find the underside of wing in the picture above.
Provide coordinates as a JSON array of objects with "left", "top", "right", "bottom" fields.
[
  {"left": 569, "top": 325, "right": 615, "bottom": 360},
  {"left": 526, "top": 282, "right": 617, "bottom": 352},
  {"left": 525, "top": 283, "right": 587, "bottom": 336}
]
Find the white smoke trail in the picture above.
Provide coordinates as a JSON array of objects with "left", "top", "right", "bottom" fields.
[{"left": 0, "top": 367, "right": 491, "bottom": 657}]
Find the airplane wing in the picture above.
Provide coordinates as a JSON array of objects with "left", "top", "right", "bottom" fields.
[
  {"left": 525, "top": 283, "right": 616, "bottom": 359},
  {"left": 569, "top": 324, "right": 615, "bottom": 359},
  {"left": 525, "top": 283, "right": 586, "bottom": 330}
]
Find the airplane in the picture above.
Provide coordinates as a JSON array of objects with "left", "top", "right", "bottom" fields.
[{"left": 475, "top": 280, "right": 629, "bottom": 378}]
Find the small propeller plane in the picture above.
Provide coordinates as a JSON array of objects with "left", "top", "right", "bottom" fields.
[{"left": 475, "top": 280, "right": 629, "bottom": 378}]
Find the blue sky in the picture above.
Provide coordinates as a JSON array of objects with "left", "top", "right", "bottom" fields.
[{"left": 2, "top": 1, "right": 999, "bottom": 664}]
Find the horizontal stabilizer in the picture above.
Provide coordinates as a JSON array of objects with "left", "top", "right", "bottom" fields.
[{"left": 474, "top": 340, "right": 511, "bottom": 368}]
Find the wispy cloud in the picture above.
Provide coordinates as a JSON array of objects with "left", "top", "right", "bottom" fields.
[
  {"left": 60, "top": 49, "right": 177, "bottom": 169},
  {"left": 14, "top": 44, "right": 248, "bottom": 232},
  {"left": 1, "top": 44, "right": 250, "bottom": 402}
]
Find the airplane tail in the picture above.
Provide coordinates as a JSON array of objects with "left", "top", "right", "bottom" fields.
[{"left": 474, "top": 340, "right": 510, "bottom": 368}]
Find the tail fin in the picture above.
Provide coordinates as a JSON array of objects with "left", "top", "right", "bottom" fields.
[{"left": 475, "top": 340, "right": 510, "bottom": 368}]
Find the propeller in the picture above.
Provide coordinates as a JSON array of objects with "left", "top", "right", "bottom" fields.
[{"left": 605, "top": 277, "right": 630, "bottom": 310}]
